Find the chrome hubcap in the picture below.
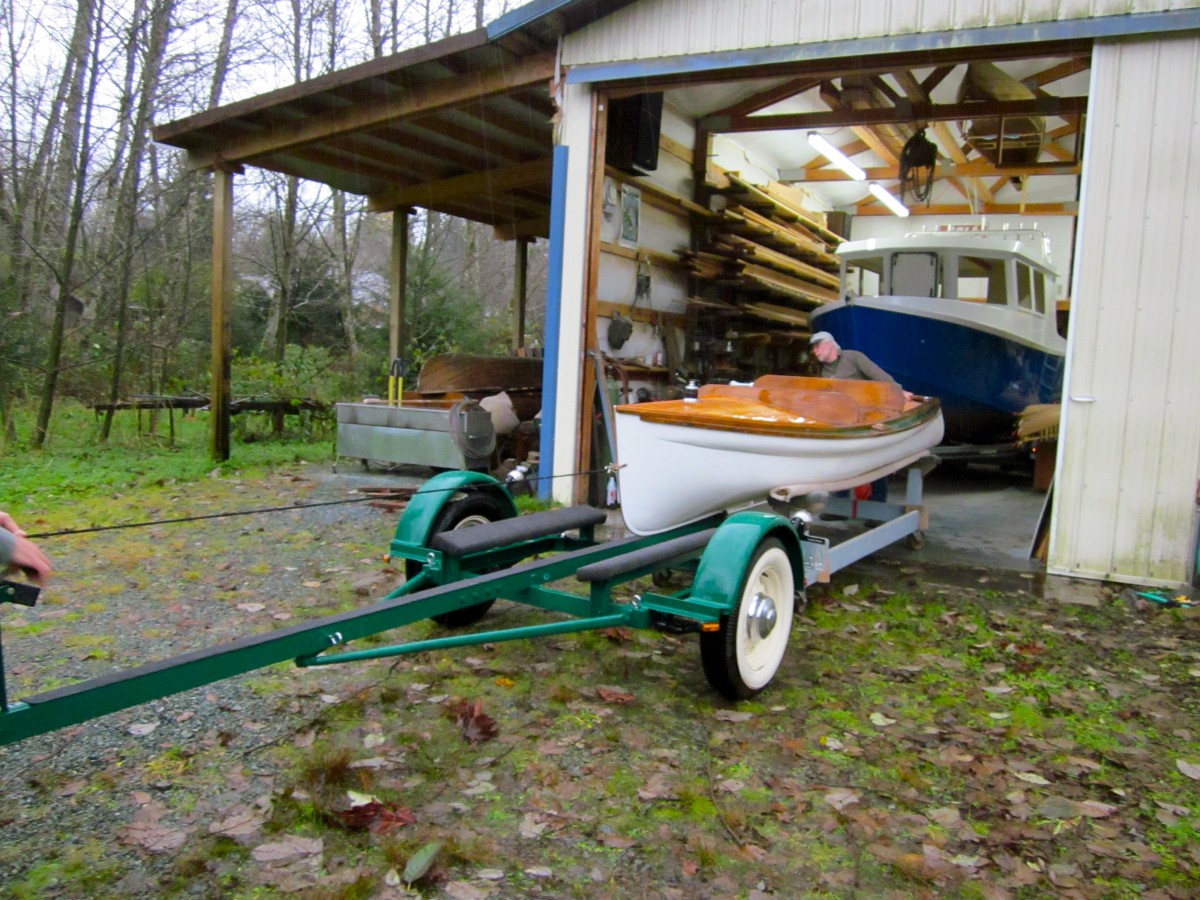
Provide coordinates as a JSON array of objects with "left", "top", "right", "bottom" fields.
[{"left": 745, "top": 591, "right": 777, "bottom": 642}]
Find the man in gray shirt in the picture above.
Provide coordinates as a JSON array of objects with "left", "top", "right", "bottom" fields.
[
  {"left": 810, "top": 331, "right": 908, "bottom": 393},
  {"left": 809, "top": 331, "right": 910, "bottom": 505}
]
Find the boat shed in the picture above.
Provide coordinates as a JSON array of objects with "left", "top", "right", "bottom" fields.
[{"left": 154, "top": 0, "right": 1200, "bottom": 589}]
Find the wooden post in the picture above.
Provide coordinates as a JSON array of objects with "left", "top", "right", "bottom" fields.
[
  {"left": 513, "top": 237, "right": 529, "bottom": 352},
  {"left": 389, "top": 208, "right": 411, "bottom": 362},
  {"left": 210, "top": 166, "right": 235, "bottom": 462}
]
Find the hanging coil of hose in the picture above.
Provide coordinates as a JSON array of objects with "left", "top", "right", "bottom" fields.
[{"left": 899, "top": 128, "right": 938, "bottom": 205}]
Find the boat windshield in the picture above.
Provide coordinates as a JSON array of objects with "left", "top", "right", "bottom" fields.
[{"left": 843, "top": 248, "right": 1050, "bottom": 313}]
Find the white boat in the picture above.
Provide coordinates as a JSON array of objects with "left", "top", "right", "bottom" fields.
[
  {"left": 613, "top": 375, "right": 944, "bottom": 536},
  {"left": 810, "top": 226, "right": 1067, "bottom": 445}
]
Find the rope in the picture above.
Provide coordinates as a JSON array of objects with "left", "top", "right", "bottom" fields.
[{"left": 25, "top": 467, "right": 608, "bottom": 540}]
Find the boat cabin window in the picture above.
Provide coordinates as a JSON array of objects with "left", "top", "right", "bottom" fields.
[
  {"left": 1016, "top": 263, "right": 1035, "bottom": 310},
  {"left": 958, "top": 255, "right": 1008, "bottom": 305},
  {"left": 890, "top": 252, "right": 939, "bottom": 297},
  {"left": 843, "top": 257, "right": 883, "bottom": 299},
  {"left": 1032, "top": 268, "right": 1048, "bottom": 314}
]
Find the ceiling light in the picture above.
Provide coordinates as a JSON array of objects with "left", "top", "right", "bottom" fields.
[
  {"left": 868, "top": 182, "right": 910, "bottom": 217},
  {"left": 807, "top": 132, "right": 866, "bottom": 181}
]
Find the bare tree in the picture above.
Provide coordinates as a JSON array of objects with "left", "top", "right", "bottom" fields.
[
  {"left": 34, "top": 0, "right": 103, "bottom": 448},
  {"left": 100, "top": 0, "right": 177, "bottom": 440}
]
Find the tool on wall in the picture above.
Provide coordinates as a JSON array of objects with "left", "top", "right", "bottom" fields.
[
  {"left": 607, "top": 255, "right": 651, "bottom": 350},
  {"left": 388, "top": 357, "right": 406, "bottom": 407}
]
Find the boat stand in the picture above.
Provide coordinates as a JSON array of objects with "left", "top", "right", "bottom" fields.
[{"left": 0, "top": 465, "right": 931, "bottom": 747}]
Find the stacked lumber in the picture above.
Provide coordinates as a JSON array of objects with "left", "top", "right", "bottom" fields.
[
  {"left": 677, "top": 248, "right": 839, "bottom": 310},
  {"left": 723, "top": 173, "right": 845, "bottom": 247},
  {"left": 715, "top": 206, "right": 836, "bottom": 266}
]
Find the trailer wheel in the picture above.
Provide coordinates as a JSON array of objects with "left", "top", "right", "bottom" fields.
[
  {"left": 406, "top": 491, "right": 511, "bottom": 627},
  {"left": 700, "top": 537, "right": 795, "bottom": 700}
]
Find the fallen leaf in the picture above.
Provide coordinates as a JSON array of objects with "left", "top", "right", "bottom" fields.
[
  {"left": 713, "top": 710, "right": 753, "bottom": 722},
  {"left": 447, "top": 698, "right": 498, "bottom": 744},
  {"left": 1013, "top": 771, "right": 1051, "bottom": 785},
  {"left": 236, "top": 602, "right": 265, "bottom": 612},
  {"left": 870, "top": 712, "right": 896, "bottom": 726},
  {"left": 597, "top": 685, "right": 636, "bottom": 704},
  {"left": 120, "top": 821, "right": 192, "bottom": 852},
  {"left": 209, "top": 807, "right": 267, "bottom": 839},
  {"left": 404, "top": 841, "right": 443, "bottom": 884},
  {"left": 929, "top": 807, "right": 961, "bottom": 826},
  {"left": 1176, "top": 759, "right": 1200, "bottom": 779},
  {"left": 824, "top": 787, "right": 860, "bottom": 811},
  {"left": 519, "top": 813, "right": 547, "bottom": 838},
  {"left": 252, "top": 835, "right": 323, "bottom": 864},
  {"left": 128, "top": 722, "right": 158, "bottom": 737}
]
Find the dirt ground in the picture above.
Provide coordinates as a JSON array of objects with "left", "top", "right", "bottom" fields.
[{"left": 2, "top": 465, "right": 1199, "bottom": 899}]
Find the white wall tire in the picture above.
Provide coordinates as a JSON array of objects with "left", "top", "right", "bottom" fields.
[{"left": 700, "top": 538, "right": 795, "bottom": 699}]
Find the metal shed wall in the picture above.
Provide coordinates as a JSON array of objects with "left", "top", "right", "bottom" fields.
[
  {"left": 1049, "top": 33, "right": 1200, "bottom": 587},
  {"left": 562, "top": 0, "right": 1200, "bottom": 64}
]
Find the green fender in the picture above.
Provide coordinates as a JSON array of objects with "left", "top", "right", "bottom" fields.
[
  {"left": 392, "top": 471, "right": 518, "bottom": 548},
  {"left": 690, "top": 511, "right": 804, "bottom": 613}
]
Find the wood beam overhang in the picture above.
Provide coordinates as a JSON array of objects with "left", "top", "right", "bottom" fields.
[
  {"left": 711, "top": 77, "right": 823, "bottom": 118},
  {"left": 792, "top": 160, "right": 1081, "bottom": 181},
  {"left": 368, "top": 157, "right": 553, "bottom": 212},
  {"left": 183, "top": 52, "right": 555, "bottom": 171},
  {"left": 853, "top": 201, "right": 1076, "bottom": 216},
  {"left": 703, "top": 95, "right": 1088, "bottom": 133}
]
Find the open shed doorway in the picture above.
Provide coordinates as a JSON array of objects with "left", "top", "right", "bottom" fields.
[{"left": 585, "top": 42, "right": 1090, "bottom": 564}]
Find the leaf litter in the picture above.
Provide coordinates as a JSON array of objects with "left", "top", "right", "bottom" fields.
[{"left": 0, "top": 468, "right": 1199, "bottom": 896}]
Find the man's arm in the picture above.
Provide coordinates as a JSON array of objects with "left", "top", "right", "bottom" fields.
[{"left": 845, "top": 350, "right": 898, "bottom": 385}]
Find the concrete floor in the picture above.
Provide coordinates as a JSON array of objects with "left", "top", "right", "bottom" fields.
[{"left": 873, "top": 462, "right": 1048, "bottom": 571}]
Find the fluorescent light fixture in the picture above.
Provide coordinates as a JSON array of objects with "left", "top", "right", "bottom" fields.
[
  {"left": 868, "top": 182, "right": 909, "bottom": 217},
  {"left": 807, "top": 131, "right": 866, "bottom": 181}
]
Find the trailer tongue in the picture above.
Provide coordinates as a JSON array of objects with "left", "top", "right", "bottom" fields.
[{"left": 1, "top": 464, "right": 933, "bottom": 747}]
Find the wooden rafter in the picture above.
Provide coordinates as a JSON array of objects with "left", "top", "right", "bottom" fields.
[
  {"left": 183, "top": 53, "right": 555, "bottom": 171},
  {"left": 707, "top": 95, "right": 1088, "bottom": 133},
  {"left": 368, "top": 157, "right": 553, "bottom": 212}
]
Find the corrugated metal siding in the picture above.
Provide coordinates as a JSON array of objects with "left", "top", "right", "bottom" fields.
[
  {"left": 563, "top": 0, "right": 1198, "bottom": 63},
  {"left": 1050, "top": 34, "right": 1200, "bottom": 585}
]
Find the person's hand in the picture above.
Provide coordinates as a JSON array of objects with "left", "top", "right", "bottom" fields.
[
  {"left": 0, "top": 511, "right": 27, "bottom": 537},
  {"left": 1, "top": 511, "right": 51, "bottom": 583},
  {"left": 8, "top": 535, "right": 52, "bottom": 584}
]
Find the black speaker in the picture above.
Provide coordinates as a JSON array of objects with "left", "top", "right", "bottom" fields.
[{"left": 605, "top": 92, "right": 663, "bottom": 175}]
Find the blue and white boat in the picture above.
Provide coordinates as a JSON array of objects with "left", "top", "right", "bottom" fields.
[{"left": 809, "top": 227, "right": 1067, "bottom": 446}]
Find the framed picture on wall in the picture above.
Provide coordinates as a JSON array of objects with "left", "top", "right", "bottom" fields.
[
  {"left": 619, "top": 184, "right": 640, "bottom": 249},
  {"left": 600, "top": 177, "right": 620, "bottom": 243}
]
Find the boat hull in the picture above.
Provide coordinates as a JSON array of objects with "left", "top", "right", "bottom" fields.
[
  {"left": 614, "top": 389, "right": 944, "bottom": 536},
  {"left": 810, "top": 300, "right": 1064, "bottom": 444}
]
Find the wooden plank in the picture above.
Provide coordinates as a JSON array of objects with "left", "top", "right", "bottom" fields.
[
  {"left": 600, "top": 241, "right": 688, "bottom": 272},
  {"left": 595, "top": 299, "right": 686, "bottom": 328},
  {"left": 709, "top": 234, "right": 840, "bottom": 290},
  {"left": 372, "top": 158, "right": 551, "bottom": 211},
  {"left": 741, "top": 303, "right": 811, "bottom": 326},
  {"left": 724, "top": 172, "right": 843, "bottom": 245}
]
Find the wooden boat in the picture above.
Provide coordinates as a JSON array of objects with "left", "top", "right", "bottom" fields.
[
  {"left": 810, "top": 227, "right": 1066, "bottom": 445},
  {"left": 957, "top": 61, "right": 1045, "bottom": 167},
  {"left": 613, "top": 375, "right": 944, "bottom": 535}
]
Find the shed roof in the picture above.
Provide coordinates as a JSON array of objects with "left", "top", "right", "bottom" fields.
[{"left": 151, "top": 6, "right": 623, "bottom": 238}]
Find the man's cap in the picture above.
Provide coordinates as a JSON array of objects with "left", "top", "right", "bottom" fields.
[{"left": 809, "top": 331, "right": 834, "bottom": 345}]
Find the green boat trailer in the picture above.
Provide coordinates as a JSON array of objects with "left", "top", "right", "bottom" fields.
[{"left": 0, "top": 466, "right": 931, "bottom": 747}]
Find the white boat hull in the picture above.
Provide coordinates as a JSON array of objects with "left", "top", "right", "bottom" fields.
[{"left": 614, "top": 406, "right": 944, "bottom": 535}]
